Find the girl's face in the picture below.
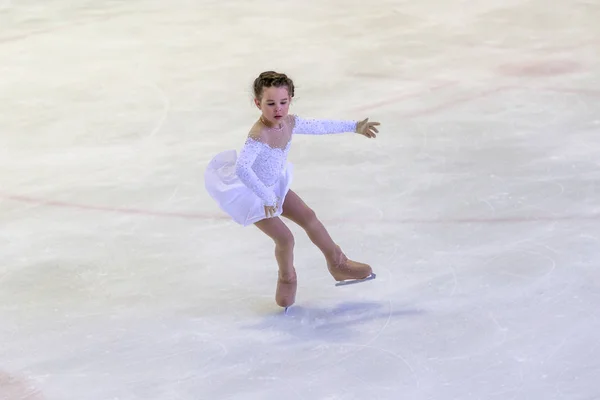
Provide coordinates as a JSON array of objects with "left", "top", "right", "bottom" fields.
[{"left": 255, "top": 86, "right": 291, "bottom": 126}]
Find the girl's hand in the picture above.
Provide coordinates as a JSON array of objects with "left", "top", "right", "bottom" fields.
[
  {"left": 264, "top": 204, "right": 277, "bottom": 218},
  {"left": 356, "top": 118, "right": 380, "bottom": 138}
]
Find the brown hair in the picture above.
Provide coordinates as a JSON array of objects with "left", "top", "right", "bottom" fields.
[{"left": 253, "top": 71, "right": 295, "bottom": 100}]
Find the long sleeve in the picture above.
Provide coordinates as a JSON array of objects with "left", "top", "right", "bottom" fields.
[
  {"left": 291, "top": 115, "right": 357, "bottom": 135},
  {"left": 235, "top": 138, "right": 278, "bottom": 207}
]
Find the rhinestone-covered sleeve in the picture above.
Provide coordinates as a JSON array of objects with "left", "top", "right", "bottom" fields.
[
  {"left": 235, "top": 138, "right": 278, "bottom": 207},
  {"left": 292, "top": 115, "right": 357, "bottom": 135}
]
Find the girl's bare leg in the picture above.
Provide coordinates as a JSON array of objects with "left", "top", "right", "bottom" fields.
[
  {"left": 254, "top": 216, "right": 297, "bottom": 307},
  {"left": 282, "top": 190, "right": 372, "bottom": 281}
]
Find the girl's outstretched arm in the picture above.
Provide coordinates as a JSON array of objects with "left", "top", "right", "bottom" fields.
[{"left": 291, "top": 115, "right": 379, "bottom": 138}]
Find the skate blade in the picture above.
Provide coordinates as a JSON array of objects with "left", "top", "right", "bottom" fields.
[{"left": 334, "top": 273, "right": 376, "bottom": 287}]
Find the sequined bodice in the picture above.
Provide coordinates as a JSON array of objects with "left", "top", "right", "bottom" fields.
[
  {"left": 240, "top": 138, "right": 291, "bottom": 187},
  {"left": 234, "top": 115, "right": 357, "bottom": 207}
]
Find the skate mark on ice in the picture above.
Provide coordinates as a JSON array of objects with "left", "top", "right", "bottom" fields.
[
  {"left": 311, "top": 242, "right": 419, "bottom": 389},
  {"left": 134, "top": 75, "right": 170, "bottom": 140},
  {"left": 307, "top": 302, "right": 420, "bottom": 389},
  {"left": 544, "top": 337, "right": 569, "bottom": 364},
  {"left": 166, "top": 184, "right": 180, "bottom": 204},
  {"left": 483, "top": 247, "right": 556, "bottom": 282},
  {"left": 509, "top": 249, "right": 556, "bottom": 281},
  {"left": 193, "top": 337, "right": 229, "bottom": 375},
  {"left": 254, "top": 302, "right": 420, "bottom": 343},
  {"left": 488, "top": 312, "right": 508, "bottom": 348},
  {"left": 449, "top": 265, "right": 458, "bottom": 297},
  {"left": 479, "top": 197, "right": 496, "bottom": 217}
]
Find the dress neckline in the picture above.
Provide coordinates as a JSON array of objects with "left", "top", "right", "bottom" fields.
[{"left": 246, "top": 136, "right": 292, "bottom": 151}]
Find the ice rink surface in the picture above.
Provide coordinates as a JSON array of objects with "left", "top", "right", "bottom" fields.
[{"left": 1, "top": 0, "right": 599, "bottom": 399}]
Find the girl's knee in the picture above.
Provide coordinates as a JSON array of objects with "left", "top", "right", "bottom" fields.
[
  {"left": 275, "top": 229, "right": 295, "bottom": 249},
  {"left": 303, "top": 207, "right": 319, "bottom": 228}
]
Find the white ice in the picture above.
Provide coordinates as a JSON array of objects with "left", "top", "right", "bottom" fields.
[{"left": 1, "top": 0, "right": 599, "bottom": 399}]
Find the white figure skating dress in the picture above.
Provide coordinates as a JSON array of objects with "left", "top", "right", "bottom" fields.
[{"left": 204, "top": 115, "right": 357, "bottom": 226}]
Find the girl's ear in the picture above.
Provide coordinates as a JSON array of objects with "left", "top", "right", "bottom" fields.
[{"left": 254, "top": 98, "right": 261, "bottom": 109}]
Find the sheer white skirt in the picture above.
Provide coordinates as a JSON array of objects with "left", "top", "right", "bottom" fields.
[{"left": 204, "top": 149, "right": 294, "bottom": 226}]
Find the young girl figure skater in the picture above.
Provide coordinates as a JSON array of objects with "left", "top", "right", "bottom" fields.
[{"left": 205, "top": 71, "right": 380, "bottom": 310}]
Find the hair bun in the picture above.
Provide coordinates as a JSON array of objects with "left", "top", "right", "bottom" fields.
[{"left": 253, "top": 71, "right": 295, "bottom": 100}]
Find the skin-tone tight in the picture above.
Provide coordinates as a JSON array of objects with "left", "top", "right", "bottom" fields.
[{"left": 254, "top": 189, "right": 338, "bottom": 280}]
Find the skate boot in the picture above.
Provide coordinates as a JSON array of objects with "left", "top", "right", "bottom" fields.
[
  {"left": 275, "top": 269, "right": 297, "bottom": 309},
  {"left": 327, "top": 245, "right": 376, "bottom": 286}
]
